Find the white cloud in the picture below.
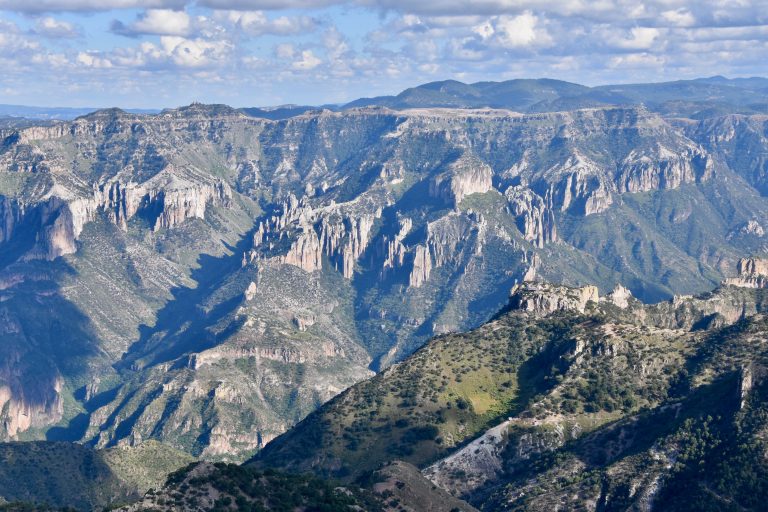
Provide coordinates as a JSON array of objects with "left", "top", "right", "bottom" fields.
[
  {"left": 2, "top": 0, "right": 768, "bottom": 108},
  {"left": 77, "top": 51, "right": 113, "bottom": 68},
  {"left": 0, "top": 0, "right": 185, "bottom": 13},
  {"left": 274, "top": 42, "right": 295, "bottom": 58},
  {"left": 33, "top": 17, "right": 80, "bottom": 38},
  {"left": 661, "top": 9, "right": 696, "bottom": 28},
  {"left": 112, "top": 9, "right": 192, "bottom": 37},
  {"left": 493, "top": 12, "right": 540, "bottom": 48},
  {"left": 157, "top": 35, "right": 232, "bottom": 67},
  {"left": 221, "top": 10, "right": 316, "bottom": 36},
  {"left": 609, "top": 52, "right": 666, "bottom": 69},
  {"left": 472, "top": 11, "right": 552, "bottom": 49},
  {"left": 608, "top": 27, "right": 662, "bottom": 51},
  {"left": 292, "top": 49, "right": 321, "bottom": 70},
  {"left": 199, "top": 0, "right": 338, "bottom": 9}
]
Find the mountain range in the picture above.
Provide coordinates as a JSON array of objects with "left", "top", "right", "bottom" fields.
[{"left": 1, "top": 76, "right": 768, "bottom": 510}]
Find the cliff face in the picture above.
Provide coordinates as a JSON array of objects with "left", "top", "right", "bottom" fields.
[
  {"left": 428, "top": 153, "right": 494, "bottom": 206},
  {"left": 0, "top": 104, "right": 766, "bottom": 457},
  {"left": 722, "top": 257, "right": 768, "bottom": 288},
  {"left": 505, "top": 186, "right": 557, "bottom": 248}
]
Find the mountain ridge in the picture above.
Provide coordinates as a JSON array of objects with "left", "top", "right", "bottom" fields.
[{"left": 1, "top": 83, "right": 768, "bottom": 464}]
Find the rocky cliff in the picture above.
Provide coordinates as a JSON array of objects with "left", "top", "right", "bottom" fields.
[
  {"left": 0, "top": 103, "right": 766, "bottom": 459},
  {"left": 723, "top": 256, "right": 768, "bottom": 288}
]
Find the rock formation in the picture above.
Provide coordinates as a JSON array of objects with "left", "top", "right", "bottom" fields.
[
  {"left": 428, "top": 153, "right": 493, "bottom": 206},
  {"left": 509, "top": 281, "right": 600, "bottom": 315},
  {"left": 0, "top": 101, "right": 763, "bottom": 456},
  {"left": 505, "top": 185, "right": 557, "bottom": 247},
  {"left": 723, "top": 257, "right": 768, "bottom": 288}
]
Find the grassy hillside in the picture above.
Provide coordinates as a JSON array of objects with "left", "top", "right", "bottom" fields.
[{"left": 250, "top": 282, "right": 768, "bottom": 511}]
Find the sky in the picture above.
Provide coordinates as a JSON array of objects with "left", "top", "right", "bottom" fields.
[{"left": 0, "top": 1, "right": 767, "bottom": 108}]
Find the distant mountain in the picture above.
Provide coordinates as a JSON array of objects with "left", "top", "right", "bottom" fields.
[
  {"left": 343, "top": 78, "right": 589, "bottom": 110},
  {"left": 240, "top": 104, "right": 338, "bottom": 120},
  {"left": 0, "top": 104, "right": 159, "bottom": 121},
  {"left": 7, "top": 76, "right": 767, "bottom": 123},
  {"left": 341, "top": 76, "right": 768, "bottom": 118}
]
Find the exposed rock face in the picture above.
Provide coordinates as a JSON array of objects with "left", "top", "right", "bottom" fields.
[
  {"left": 429, "top": 153, "right": 493, "bottom": 206},
  {"left": 509, "top": 281, "right": 599, "bottom": 315},
  {"left": 0, "top": 176, "right": 230, "bottom": 262},
  {"left": 409, "top": 245, "right": 433, "bottom": 288},
  {"left": 617, "top": 144, "right": 712, "bottom": 193},
  {"left": 543, "top": 153, "right": 614, "bottom": 216},
  {"left": 247, "top": 194, "right": 381, "bottom": 278},
  {"left": 606, "top": 284, "right": 633, "bottom": 308},
  {"left": 0, "top": 103, "right": 763, "bottom": 456},
  {"left": 509, "top": 278, "right": 768, "bottom": 333},
  {"left": 381, "top": 216, "right": 412, "bottom": 278},
  {"left": 723, "top": 257, "right": 768, "bottom": 288},
  {"left": 505, "top": 186, "right": 557, "bottom": 247},
  {"left": 0, "top": 196, "right": 22, "bottom": 243},
  {"left": 0, "top": 375, "right": 63, "bottom": 438}
]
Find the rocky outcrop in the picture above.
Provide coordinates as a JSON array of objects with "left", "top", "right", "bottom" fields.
[
  {"left": 0, "top": 375, "right": 64, "bottom": 439},
  {"left": 509, "top": 281, "right": 599, "bottom": 315},
  {"left": 381, "top": 217, "right": 412, "bottom": 278},
  {"left": 247, "top": 194, "right": 381, "bottom": 278},
  {"left": 505, "top": 185, "right": 557, "bottom": 247},
  {"left": 429, "top": 153, "right": 493, "bottom": 206},
  {"left": 617, "top": 144, "right": 712, "bottom": 193},
  {"left": 0, "top": 174, "right": 230, "bottom": 261},
  {"left": 606, "top": 284, "right": 633, "bottom": 308},
  {"left": 0, "top": 196, "right": 22, "bottom": 243},
  {"left": 408, "top": 211, "right": 483, "bottom": 289},
  {"left": 722, "top": 257, "right": 768, "bottom": 288},
  {"left": 409, "top": 245, "right": 432, "bottom": 288},
  {"left": 541, "top": 153, "right": 614, "bottom": 216}
]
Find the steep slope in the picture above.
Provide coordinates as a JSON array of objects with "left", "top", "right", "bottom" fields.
[
  {"left": 2, "top": 101, "right": 768, "bottom": 460},
  {"left": 250, "top": 273, "right": 768, "bottom": 510}
]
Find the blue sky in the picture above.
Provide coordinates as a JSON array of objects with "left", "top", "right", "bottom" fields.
[{"left": 0, "top": 0, "right": 767, "bottom": 108}]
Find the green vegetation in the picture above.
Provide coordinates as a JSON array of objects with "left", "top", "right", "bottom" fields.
[
  {"left": 0, "top": 441, "right": 193, "bottom": 511},
  {"left": 123, "top": 462, "right": 382, "bottom": 512},
  {"left": 250, "top": 284, "right": 768, "bottom": 511}
]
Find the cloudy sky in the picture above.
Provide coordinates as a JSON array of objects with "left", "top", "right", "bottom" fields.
[{"left": 0, "top": 0, "right": 767, "bottom": 108}]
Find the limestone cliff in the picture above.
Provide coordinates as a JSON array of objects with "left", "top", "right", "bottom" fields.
[
  {"left": 505, "top": 185, "right": 557, "bottom": 247},
  {"left": 428, "top": 153, "right": 493, "bottom": 206},
  {"left": 0, "top": 103, "right": 760, "bottom": 457},
  {"left": 508, "top": 280, "right": 600, "bottom": 315},
  {"left": 722, "top": 257, "right": 768, "bottom": 288},
  {"left": 247, "top": 194, "right": 381, "bottom": 278}
]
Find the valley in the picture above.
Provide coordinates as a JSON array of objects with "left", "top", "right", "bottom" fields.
[{"left": 1, "top": 76, "right": 768, "bottom": 510}]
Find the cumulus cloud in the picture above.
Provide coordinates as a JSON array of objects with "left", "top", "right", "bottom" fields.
[
  {"left": 219, "top": 10, "right": 316, "bottom": 36},
  {"left": 291, "top": 49, "right": 321, "bottom": 70},
  {"left": 474, "top": 12, "right": 552, "bottom": 49},
  {"left": 661, "top": 8, "right": 696, "bottom": 28},
  {"left": 111, "top": 9, "right": 192, "bottom": 37},
  {"left": 1, "top": 0, "right": 768, "bottom": 108},
  {"left": 198, "top": 0, "right": 338, "bottom": 9},
  {"left": 32, "top": 16, "right": 80, "bottom": 38},
  {"left": 0, "top": 0, "right": 185, "bottom": 13},
  {"left": 607, "top": 27, "right": 662, "bottom": 51}
]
